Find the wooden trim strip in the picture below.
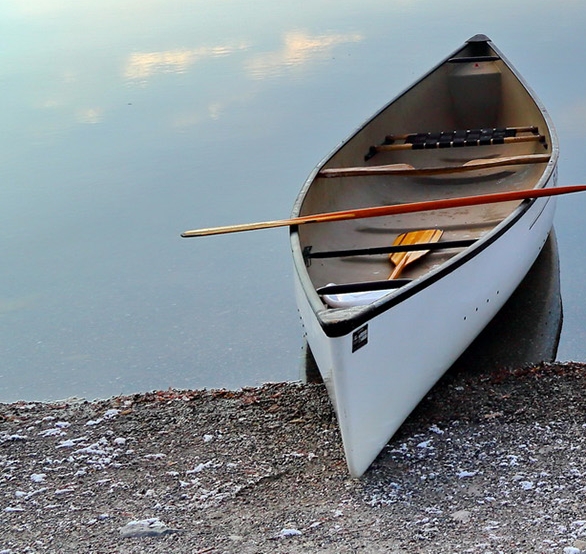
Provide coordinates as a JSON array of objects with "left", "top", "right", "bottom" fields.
[{"left": 318, "top": 153, "right": 551, "bottom": 178}]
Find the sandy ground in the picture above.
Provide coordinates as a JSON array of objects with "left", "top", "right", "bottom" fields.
[{"left": 2, "top": 362, "right": 586, "bottom": 553}]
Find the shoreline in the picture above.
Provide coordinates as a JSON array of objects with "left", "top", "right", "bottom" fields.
[{"left": 2, "top": 361, "right": 586, "bottom": 553}]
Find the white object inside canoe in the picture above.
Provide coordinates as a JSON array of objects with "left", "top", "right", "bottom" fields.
[{"left": 322, "top": 285, "right": 389, "bottom": 308}]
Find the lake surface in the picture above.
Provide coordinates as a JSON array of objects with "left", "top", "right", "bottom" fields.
[{"left": 2, "top": 1, "right": 586, "bottom": 402}]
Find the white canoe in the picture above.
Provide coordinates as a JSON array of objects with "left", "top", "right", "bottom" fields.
[{"left": 289, "top": 35, "right": 559, "bottom": 477}]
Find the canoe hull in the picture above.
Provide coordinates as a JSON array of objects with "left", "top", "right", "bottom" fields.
[{"left": 290, "top": 35, "right": 559, "bottom": 477}]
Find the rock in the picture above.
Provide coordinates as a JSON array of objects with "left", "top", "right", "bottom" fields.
[
  {"left": 119, "top": 518, "right": 177, "bottom": 538},
  {"left": 451, "top": 510, "right": 471, "bottom": 523},
  {"left": 272, "top": 528, "right": 303, "bottom": 540}
]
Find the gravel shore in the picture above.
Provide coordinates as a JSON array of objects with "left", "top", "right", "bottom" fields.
[{"left": 2, "top": 361, "right": 586, "bottom": 553}]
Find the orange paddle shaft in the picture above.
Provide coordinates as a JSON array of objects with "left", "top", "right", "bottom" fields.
[{"left": 181, "top": 184, "right": 586, "bottom": 238}]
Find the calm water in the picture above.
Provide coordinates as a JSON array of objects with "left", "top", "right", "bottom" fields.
[{"left": 2, "top": 1, "right": 586, "bottom": 402}]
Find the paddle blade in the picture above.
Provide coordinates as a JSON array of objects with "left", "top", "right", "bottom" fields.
[{"left": 388, "top": 229, "right": 443, "bottom": 279}]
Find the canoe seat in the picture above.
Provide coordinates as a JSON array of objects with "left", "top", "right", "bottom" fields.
[
  {"left": 399, "top": 128, "right": 517, "bottom": 149},
  {"left": 365, "top": 126, "right": 545, "bottom": 160}
]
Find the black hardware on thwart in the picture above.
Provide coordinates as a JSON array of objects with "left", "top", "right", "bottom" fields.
[{"left": 365, "top": 126, "right": 544, "bottom": 160}]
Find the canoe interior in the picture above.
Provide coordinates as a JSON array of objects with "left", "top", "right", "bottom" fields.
[{"left": 295, "top": 38, "right": 553, "bottom": 294}]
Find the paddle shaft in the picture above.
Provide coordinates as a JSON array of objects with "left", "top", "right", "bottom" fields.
[
  {"left": 389, "top": 256, "right": 409, "bottom": 279},
  {"left": 181, "top": 184, "right": 586, "bottom": 238}
]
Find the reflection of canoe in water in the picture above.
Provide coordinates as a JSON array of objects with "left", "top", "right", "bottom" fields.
[{"left": 290, "top": 35, "right": 559, "bottom": 477}]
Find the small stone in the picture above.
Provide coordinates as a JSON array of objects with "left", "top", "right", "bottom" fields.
[
  {"left": 451, "top": 510, "right": 471, "bottom": 523},
  {"left": 275, "top": 528, "right": 302, "bottom": 539},
  {"left": 119, "top": 518, "right": 177, "bottom": 538}
]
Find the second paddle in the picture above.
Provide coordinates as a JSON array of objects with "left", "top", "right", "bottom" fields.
[{"left": 389, "top": 229, "right": 444, "bottom": 279}]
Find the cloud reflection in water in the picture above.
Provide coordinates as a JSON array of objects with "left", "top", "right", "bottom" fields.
[
  {"left": 245, "top": 31, "right": 363, "bottom": 79},
  {"left": 124, "top": 44, "right": 250, "bottom": 83}
]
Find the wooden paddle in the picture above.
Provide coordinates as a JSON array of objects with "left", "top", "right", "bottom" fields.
[
  {"left": 181, "top": 183, "right": 586, "bottom": 238},
  {"left": 388, "top": 229, "right": 444, "bottom": 279}
]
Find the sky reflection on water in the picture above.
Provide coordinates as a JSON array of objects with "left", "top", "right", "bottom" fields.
[{"left": 2, "top": 1, "right": 586, "bottom": 401}]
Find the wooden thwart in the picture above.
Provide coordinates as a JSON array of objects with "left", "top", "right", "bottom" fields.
[{"left": 318, "top": 153, "right": 551, "bottom": 179}]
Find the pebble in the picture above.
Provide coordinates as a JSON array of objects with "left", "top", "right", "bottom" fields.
[
  {"left": 119, "top": 518, "right": 177, "bottom": 538},
  {"left": 450, "top": 510, "right": 471, "bottom": 523}
]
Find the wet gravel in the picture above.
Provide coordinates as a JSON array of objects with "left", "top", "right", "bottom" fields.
[{"left": 1, "top": 362, "right": 586, "bottom": 553}]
